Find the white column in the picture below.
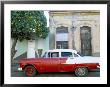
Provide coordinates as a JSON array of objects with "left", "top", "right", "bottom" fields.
[
  {"left": 27, "top": 40, "right": 35, "bottom": 58},
  {"left": 38, "top": 39, "right": 44, "bottom": 49},
  {"left": 37, "top": 39, "right": 44, "bottom": 57}
]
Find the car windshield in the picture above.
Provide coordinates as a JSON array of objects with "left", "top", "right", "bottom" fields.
[
  {"left": 77, "top": 52, "right": 83, "bottom": 57},
  {"left": 42, "top": 52, "right": 47, "bottom": 58}
]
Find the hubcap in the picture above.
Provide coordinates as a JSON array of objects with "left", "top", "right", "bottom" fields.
[
  {"left": 77, "top": 68, "right": 86, "bottom": 76},
  {"left": 26, "top": 67, "right": 34, "bottom": 76}
]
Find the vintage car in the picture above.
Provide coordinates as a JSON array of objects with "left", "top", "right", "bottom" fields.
[{"left": 18, "top": 49, "right": 100, "bottom": 77}]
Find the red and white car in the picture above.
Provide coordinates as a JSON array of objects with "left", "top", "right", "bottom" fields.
[{"left": 18, "top": 49, "right": 100, "bottom": 77}]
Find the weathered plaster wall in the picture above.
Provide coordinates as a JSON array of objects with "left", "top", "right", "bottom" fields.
[{"left": 49, "top": 11, "right": 100, "bottom": 56}]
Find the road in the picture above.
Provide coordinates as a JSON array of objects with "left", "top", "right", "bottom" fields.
[{"left": 11, "top": 63, "right": 100, "bottom": 77}]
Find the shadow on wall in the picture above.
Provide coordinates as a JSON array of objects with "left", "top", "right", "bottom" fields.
[
  {"left": 13, "top": 52, "right": 27, "bottom": 60},
  {"left": 13, "top": 50, "right": 44, "bottom": 61}
]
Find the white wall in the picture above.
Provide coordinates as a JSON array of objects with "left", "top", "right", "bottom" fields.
[{"left": 27, "top": 40, "right": 35, "bottom": 58}]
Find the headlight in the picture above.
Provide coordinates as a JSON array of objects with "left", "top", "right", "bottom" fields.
[{"left": 18, "top": 68, "right": 22, "bottom": 71}]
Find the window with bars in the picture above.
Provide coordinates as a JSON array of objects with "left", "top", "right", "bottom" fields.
[
  {"left": 56, "top": 41, "right": 68, "bottom": 49},
  {"left": 56, "top": 26, "right": 68, "bottom": 49}
]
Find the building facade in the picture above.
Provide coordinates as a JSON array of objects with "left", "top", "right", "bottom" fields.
[
  {"left": 12, "top": 10, "right": 100, "bottom": 59},
  {"left": 49, "top": 10, "right": 100, "bottom": 56}
]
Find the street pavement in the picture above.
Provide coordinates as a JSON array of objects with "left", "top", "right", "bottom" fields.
[{"left": 11, "top": 63, "right": 100, "bottom": 77}]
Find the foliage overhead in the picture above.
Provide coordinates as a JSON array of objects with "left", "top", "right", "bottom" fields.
[{"left": 11, "top": 11, "right": 49, "bottom": 41}]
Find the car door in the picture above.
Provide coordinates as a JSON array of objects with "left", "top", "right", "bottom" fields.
[
  {"left": 44, "top": 52, "right": 60, "bottom": 72},
  {"left": 60, "top": 52, "right": 74, "bottom": 72}
]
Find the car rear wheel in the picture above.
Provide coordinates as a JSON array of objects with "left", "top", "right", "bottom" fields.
[
  {"left": 74, "top": 67, "right": 88, "bottom": 77},
  {"left": 24, "top": 66, "right": 37, "bottom": 77}
]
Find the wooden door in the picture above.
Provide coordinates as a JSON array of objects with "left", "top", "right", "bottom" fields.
[{"left": 80, "top": 26, "right": 92, "bottom": 56}]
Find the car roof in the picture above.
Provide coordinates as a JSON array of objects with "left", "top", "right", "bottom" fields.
[{"left": 47, "top": 49, "right": 77, "bottom": 53}]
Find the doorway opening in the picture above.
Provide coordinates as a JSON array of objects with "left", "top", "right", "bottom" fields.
[{"left": 80, "top": 26, "right": 92, "bottom": 56}]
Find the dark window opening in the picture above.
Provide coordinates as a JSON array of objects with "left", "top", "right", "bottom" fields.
[
  {"left": 56, "top": 41, "right": 68, "bottom": 49},
  {"left": 56, "top": 26, "right": 68, "bottom": 33},
  {"left": 80, "top": 26, "right": 92, "bottom": 56}
]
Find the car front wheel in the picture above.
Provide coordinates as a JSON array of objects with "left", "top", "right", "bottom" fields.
[
  {"left": 24, "top": 66, "right": 37, "bottom": 77},
  {"left": 74, "top": 67, "right": 88, "bottom": 77}
]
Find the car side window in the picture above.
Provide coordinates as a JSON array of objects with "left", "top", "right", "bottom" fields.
[
  {"left": 51, "top": 52, "right": 59, "bottom": 57},
  {"left": 61, "top": 52, "right": 73, "bottom": 57}
]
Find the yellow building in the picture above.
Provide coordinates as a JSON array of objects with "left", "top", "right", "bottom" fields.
[{"left": 49, "top": 11, "right": 100, "bottom": 56}]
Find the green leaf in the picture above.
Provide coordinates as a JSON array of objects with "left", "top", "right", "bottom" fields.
[{"left": 11, "top": 11, "right": 49, "bottom": 41}]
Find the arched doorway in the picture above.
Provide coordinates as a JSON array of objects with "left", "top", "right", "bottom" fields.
[{"left": 80, "top": 26, "right": 92, "bottom": 56}]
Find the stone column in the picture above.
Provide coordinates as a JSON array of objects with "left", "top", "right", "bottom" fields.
[{"left": 68, "top": 28, "right": 73, "bottom": 49}]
